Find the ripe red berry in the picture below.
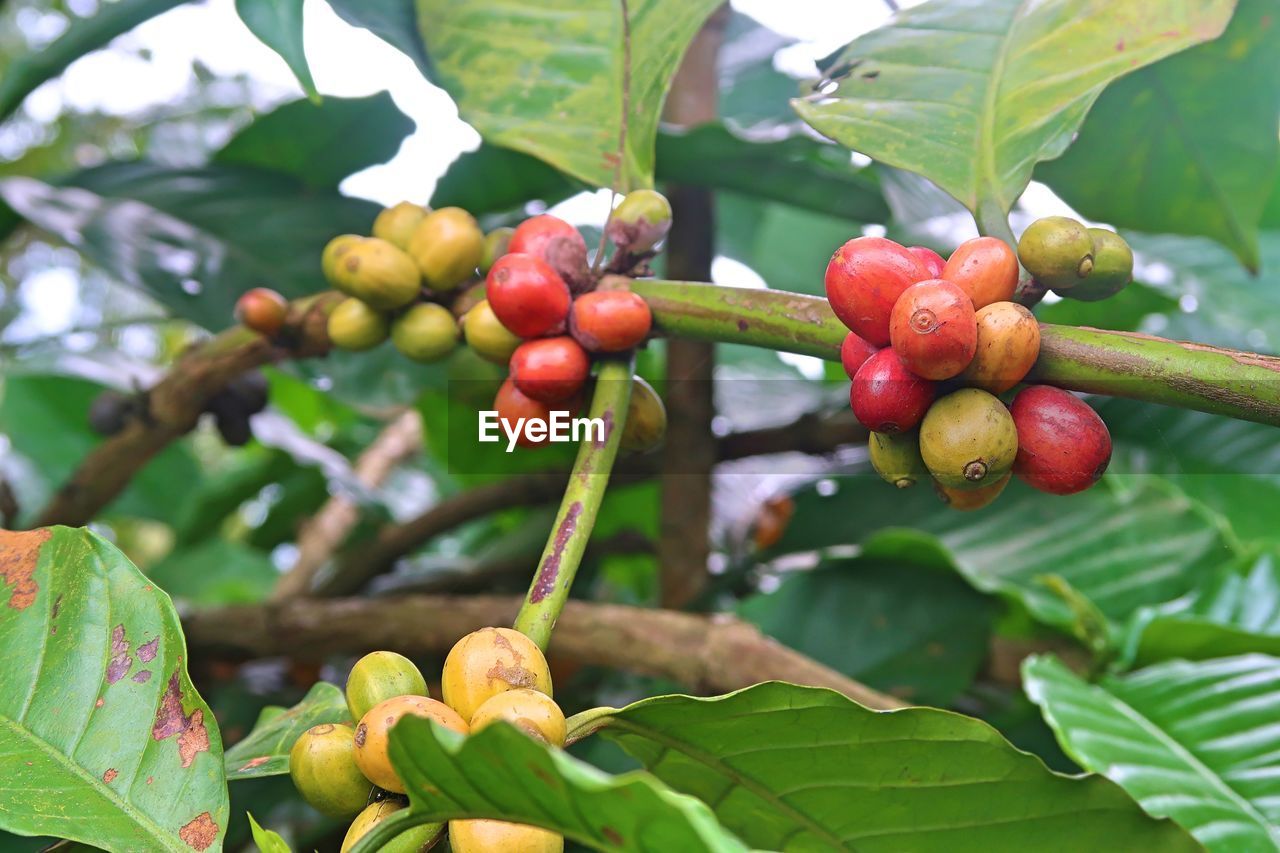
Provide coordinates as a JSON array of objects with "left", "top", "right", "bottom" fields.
[
  {"left": 1010, "top": 385, "right": 1112, "bottom": 495},
  {"left": 850, "top": 348, "right": 936, "bottom": 433},
  {"left": 485, "top": 254, "right": 571, "bottom": 338},
  {"left": 569, "top": 290, "right": 652, "bottom": 352},
  {"left": 509, "top": 214, "right": 589, "bottom": 288},
  {"left": 509, "top": 336, "right": 590, "bottom": 403},
  {"left": 825, "top": 236, "right": 929, "bottom": 346},
  {"left": 840, "top": 332, "right": 878, "bottom": 379},
  {"left": 942, "top": 237, "right": 1019, "bottom": 309},
  {"left": 493, "top": 378, "right": 554, "bottom": 449},
  {"left": 908, "top": 246, "right": 946, "bottom": 278},
  {"left": 889, "top": 279, "right": 977, "bottom": 380},
  {"left": 235, "top": 287, "right": 288, "bottom": 337}
]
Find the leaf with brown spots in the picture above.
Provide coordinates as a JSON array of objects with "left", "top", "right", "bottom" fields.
[
  {"left": 179, "top": 812, "right": 219, "bottom": 851},
  {"left": 0, "top": 527, "right": 50, "bottom": 611}
]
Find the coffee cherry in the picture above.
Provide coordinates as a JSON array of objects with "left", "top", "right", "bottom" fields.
[
  {"left": 1010, "top": 385, "right": 1111, "bottom": 495},
  {"left": 606, "top": 189, "right": 673, "bottom": 253},
  {"left": 341, "top": 800, "right": 444, "bottom": 853},
  {"left": 850, "top": 348, "right": 936, "bottom": 433},
  {"left": 569, "top": 290, "right": 652, "bottom": 352},
  {"left": 346, "top": 651, "right": 428, "bottom": 721},
  {"left": 213, "top": 407, "right": 253, "bottom": 447},
  {"left": 322, "top": 234, "right": 361, "bottom": 290},
  {"left": 959, "top": 302, "right": 1040, "bottom": 394},
  {"left": 942, "top": 236, "right": 1019, "bottom": 309},
  {"left": 839, "top": 332, "right": 878, "bottom": 379},
  {"left": 510, "top": 214, "right": 584, "bottom": 260},
  {"left": 470, "top": 688, "right": 566, "bottom": 747},
  {"left": 1018, "top": 216, "right": 1094, "bottom": 290},
  {"left": 888, "top": 279, "right": 977, "bottom": 380},
  {"left": 353, "top": 696, "right": 468, "bottom": 794},
  {"left": 462, "top": 299, "right": 522, "bottom": 364},
  {"left": 919, "top": 388, "right": 1018, "bottom": 490},
  {"left": 510, "top": 337, "right": 590, "bottom": 403},
  {"left": 328, "top": 298, "right": 389, "bottom": 351},
  {"left": 480, "top": 226, "right": 515, "bottom": 274},
  {"left": 338, "top": 238, "right": 421, "bottom": 310},
  {"left": 391, "top": 303, "right": 459, "bottom": 363},
  {"left": 288, "top": 723, "right": 372, "bottom": 818},
  {"left": 1059, "top": 228, "right": 1133, "bottom": 302},
  {"left": 372, "top": 201, "right": 428, "bottom": 251},
  {"left": 441, "top": 627, "right": 553, "bottom": 721},
  {"left": 868, "top": 430, "right": 928, "bottom": 489},
  {"left": 407, "top": 206, "right": 484, "bottom": 291},
  {"left": 825, "top": 236, "right": 929, "bottom": 346},
  {"left": 486, "top": 254, "right": 572, "bottom": 338},
  {"left": 227, "top": 370, "right": 270, "bottom": 415},
  {"left": 88, "top": 390, "right": 132, "bottom": 436},
  {"left": 908, "top": 246, "right": 946, "bottom": 278},
  {"left": 449, "top": 820, "right": 563, "bottom": 853},
  {"left": 621, "top": 376, "right": 666, "bottom": 452},
  {"left": 494, "top": 379, "right": 556, "bottom": 448},
  {"left": 934, "top": 472, "right": 1010, "bottom": 511},
  {"left": 235, "top": 288, "right": 288, "bottom": 337}
]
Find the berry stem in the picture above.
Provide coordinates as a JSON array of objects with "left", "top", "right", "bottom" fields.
[
  {"left": 513, "top": 358, "right": 635, "bottom": 650},
  {"left": 344, "top": 809, "right": 440, "bottom": 853}
]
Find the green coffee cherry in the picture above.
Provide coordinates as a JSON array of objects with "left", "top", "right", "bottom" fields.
[
  {"left": 341, "top": 800, "right": 443, "bottom": 853},
  {"left": 407, "top": 207, "right": 484, "bottom": 291},
  {"left": 480, "top": 226, "right": 515, "bottom": 274},
  {"left": 328, "top": 298, "right": 389, "bottom": 351},
  {"left": 1017, "top": 216, "right": 1094, "bottom": 291},
  {"left": 620, "top": 376, "right": 666, "bottom": 452},
  {"left": 346, "top": 651, "right": 429, "bottom": 721},
  {"left": 868, "top": 430, "right": 927, "bottom": 489},
  {"left": 322, "top": 235, "right": 362, "bottom": 291},
  {"left": 372, "top": 202, "right": 429, "bottom": 250},
  {"left": 1059, "top": 228, "right": 1133, "bottom": 302},
  {"left": 288, "top": 723, "right": 371, "bottom": 818},
  {"left": 462, "top": 299, "right": 522, "bottom": 365},
  {"left": 606, "top": 189, "right": 672, "bottom": 253},
  {"left": 391, "top": 303, "right": 459, "bottom": 363}
]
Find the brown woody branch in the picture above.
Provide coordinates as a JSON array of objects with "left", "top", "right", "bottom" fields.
[{"left": 181, "top": 594, "right": 904, "bottom": 710}]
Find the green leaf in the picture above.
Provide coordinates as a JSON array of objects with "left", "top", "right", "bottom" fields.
[
  {"left": 386, "top": 718, "right": 748, "bottom": 851},
  {"left": 0, "top": 527, "right": 228, "bottom": 851},
  {"left": 325, "top": 0, "right": 432, "bottom": 74},
  {"left": 224, "top": 682, "right": 350, "bottom": 780},
  {"left": 1025, "top": 653, "right": 1280, "bottom": 851},
  {"left": 430, "top": 143, "right": 580, "bottom": 217},
  {"left": 572, "top": 682, "right": 1198, "bottom": 851},
  {"left": 1038, "top": 0, "right": 1280, "bottom": 271},
  {"left": 737, "top": 556, "right": 995, "bottom": 705},
  {"left": 793, "top": 0, "right": 1235, "bottom": 227},
  {"left": 146, "top": 539, "right": 278, "bottom": 607},
  {"left": 247, "top": 814, "right": 292, "bottom": 853},
  {"left": 0, "top": 0, "right": 188, "bottom": 121},
  {"left": 415, "top": 0, "right": 724, "bottom": 190},
  {"left": 216, "top": 93, "right": 414, "bottom": 189},
  {"left": 235, "top": 0, "right": 318, "bottom": 100}
]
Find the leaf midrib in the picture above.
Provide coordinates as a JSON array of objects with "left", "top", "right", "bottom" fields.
[{"left": 976, "top": 0, "right": 1028, "bottom": 213}]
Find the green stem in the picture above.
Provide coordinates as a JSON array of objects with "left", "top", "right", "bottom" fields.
[
  {"left": 975, "top": 198, "right": 1017, "bottom": 245},
  {"left": 513, "top": 358, "right": 634, "bottom": 650},
  {"left": 630, "top": 279, "right": 1280, "bottom": 427},
  {"left": 345, "top": 809, "right": 443, "bottom": 853}
]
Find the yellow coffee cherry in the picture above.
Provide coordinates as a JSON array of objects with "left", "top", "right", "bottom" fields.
[
  {"left": 470, "top": 688, "right": 566, "bottom": 747},
  {"left": 441, "top": 627, "right": 552, "bottom": 721},
  {"left": 407, "top": 207, "right": 484, "bottom": 291},
  {"left": 288, "top": 723, "right": 371, "bottom": 818},
  {"left": 339, "top": 237, "right": 421, "bottom": 310},
  {"left": 391, "top": 303, "right": 459, "bottom": 363},
  {"left": 327, "top": 298, "right": 389, "bottom": 351},
  {"left": 341, "top": 800, "right": 443, "bottom": 853},
  {"left": 373, "top": 201, "right": 429, "bottom": 250},
  {"left": 353, "top": 695, "right": 468, "bottom": 794},
  {"left": 346, "top": 651, "right": 428, "bottom": 721},
  {"left": 448, "top": 819, "right": 563, "bottom": 853},
  {"left": 461, "top": 299, "right": 521, "bottom": 365}
]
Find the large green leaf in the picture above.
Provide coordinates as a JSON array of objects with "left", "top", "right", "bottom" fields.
[
  {"left": 569, "top": 682, "right": 1198, "bottom": 851},
  {"left": 235, "top": 0, "right": 318, "bottom": 100},
  {"left": 430, "top": 143, "right": 580, "bottom": 217},
  {"left": 215, "top": 93, "right": 414, "bottom": 189},
  {"left": 325, "top": 0, "right": 432, "bottom": 74},
  {"left": 1038, "top": 0, "right": 1280, "bottom": 271},
  {"left": 1025, "top": 653, "right": 1280, "bottom": 851},
  {"left": 0, "top": 0, "right": 189, "bottom": 121},
  {"left": 793, "top": 0, "right": 1235, "bottom": 227},
  {"left": 0, "top": 527, "right": 228, "bottom": 851},
  {"left": 385, "top": 718, "right": 748, "bottom": 851},
  {"left": 224, "top": 682, "right": 350, "bottom": 781},
  {"left": 415, "top": 0, "right": 723, "bottom": 190}
]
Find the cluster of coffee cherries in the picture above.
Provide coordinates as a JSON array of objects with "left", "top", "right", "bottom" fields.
[
  {"left": 289, "top": 629, "right": 566, "bottom": 852},
  {"left": 1017, "top": 215, "right": 1134, "bottom": 302},
  {"left": 829, "top": 221, "right": 1124, "bottom": 510}
]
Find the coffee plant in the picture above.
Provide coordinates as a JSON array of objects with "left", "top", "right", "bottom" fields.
[{"left": 1, "top": 0, "right": 1279, "bottom": 850}]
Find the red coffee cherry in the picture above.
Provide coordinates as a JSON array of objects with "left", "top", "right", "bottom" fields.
[
  {"left": 493, "top": 378, "right": 554, "bottom": 448},
  {"left": 510, "top": 336, "right": 591, "bottom": 403},
  {"left": 908, "top": 246, "right": 946, "bottom": 278},
  {"left": 942, "top": 236, "right": 1020, "bottom": 309},
  {"left": 510, "top": 214, "right": 589, "bottom": 288},
  {"left": 840, "top": 332, "right": 878, "bottom": 379},
  {"left": 889, "top": 279, "right": 977, "bottom": 380},
  {"left": 1010, "top": 385, "right": 1112, "bottom": 495},
  {"left": 235, "top": 287, "right": 288, "bottom": 337},
  {"left": 569, "top": 290, "right": 652, "bottom": 352},
  {"left": 485, "top": 254, "right": 571, "bottom": 338},
  {"left": 850, "top": 348, "right": 936, "bottom": 433},
  {"left": 825, "top": 236, "right": 929, "bottom": 346}
]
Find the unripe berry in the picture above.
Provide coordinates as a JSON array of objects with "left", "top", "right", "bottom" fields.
[
  {"left": 825, "top": 236, "right": 929, "bottom": 345},
  {"left": 888, "top": 279, "right": 977, "bottom": 380},
  {"left": 449, "top": 820, "right": 563, "bottom": 853},
  {"left": 1010, "top": 385, "right": 1111, "bottom": 495},
  {"left": 462, "top": 298, "right": 521, "bottom": 364},
  {"left": 341, "top": 800, "right": 444, "bottom": 853},
  {"left": 486, "top": 254, "right": 571, "bottom": 338},
  {"left": 346, "top": 651, "right": 428, "bottom": 721},
  {"left": 942, "top": 236, "right": 1019, "bottom": 309},
  {"left": 850, "top": 348, "right": 936, "bottom": 434},
  {"left": 919, "top": 388, "right": 1018, "bottom": 490},
  {"left": 606, "top": 189, "right": 672, "bottom": 253},
  {"left": 322, "top": 234, "right": 361, "bottom": 290},
  {"left": 353, "top": 695, "right": 468, "bottom": 794},
  {"left": 288, "top": 723, "right": 371, "bottom": 818},
  {"left": 235, "top": 287, "right": 288, "bottom": 337},
  {"left": 908, "top": 246, "right": 946, "bottom": 278},
  {"left": 1059, "top": 228, "right": 1133, "bottom": 302},
  {"left": 569, "top": 290, "right": 652, "bottom": 352},
  {"left": 441, "top": 627, "right": 553, "bottom": 721},
  {"left": 510, "top": 336, "right": 590, "bottom": 403},
  {"left": 328, "top": 298, "right": 389, "bottom": 351},
  {"left": 868, "top": 430, "right": 927, "bottom": 489},
  {"left": 480, "top": 226, "right": 515, "bottom": 274},
  {"left": 407, "top": 206, "right": 484, "bottom": 291},
  {"left": 839, "top": 332, "right": 878, "bottom": 379},
  {"left": 959, "top": 301, "right": 1040, "bottom": 394},
  {"left": 372, "top": 201, "right": 429, "bottom": 250},
  {"left": 391, "top": 303, "right": 459, "bottom": 363},
  {"left": 620, "top": 376, "right": 666, "bottom": 452},
  {"left": 934, "top": 472, "right": 1010, "bottom": 510},
  {"left": 338, "top": 238, "right": 421, "bottom": 310},
  {"left": 470, "top": 688, "right": 566, "bottom": 747},
  {"left": 1018, "top": 216, "right": 1094, "bottom": 290}
]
